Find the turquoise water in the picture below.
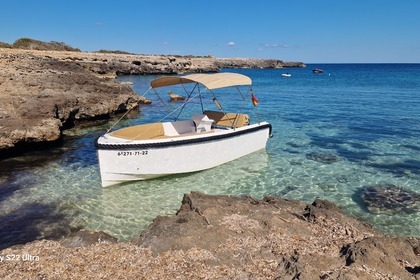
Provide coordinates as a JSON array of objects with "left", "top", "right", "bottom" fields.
[{"left": 1, "top": 64, "right": 419, "bottom": 248}]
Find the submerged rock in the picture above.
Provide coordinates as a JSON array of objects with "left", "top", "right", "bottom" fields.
[
  {"left": 306, "top": 151, "right": 341, "bottom": 163},
  {"left": 360, "top": 184, "right": 420, "bottom": 214}
]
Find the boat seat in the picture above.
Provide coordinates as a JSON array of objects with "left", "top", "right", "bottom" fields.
[
  {"left": 162, "top": 120, "right": 195, "bottom": 136},
  {"left": 203, "top": 110, "right": 249, "bottom": 128},
  {"left": 192, "top": 114, "right": 215, "bottom": 132}
]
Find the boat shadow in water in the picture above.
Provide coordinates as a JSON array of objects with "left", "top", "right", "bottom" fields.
[{"left": 0, "top": 201, "right": 84, "bottom": 250}]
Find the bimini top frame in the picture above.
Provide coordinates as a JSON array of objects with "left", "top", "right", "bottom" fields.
[{"left": 107, "top": 73, "right": 258, "bottom": 133}]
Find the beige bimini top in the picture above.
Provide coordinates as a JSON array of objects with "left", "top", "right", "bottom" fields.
[{"left": 150, "top": 72, "right": 252, "bottom": 90}]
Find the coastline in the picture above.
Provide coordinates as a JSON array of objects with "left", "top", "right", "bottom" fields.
[
  {"left": 1, "top": 50, "right": 419, "bottom": 278},
  {"left": 0, "top": 48, "right": 305, "bottom": 157}
]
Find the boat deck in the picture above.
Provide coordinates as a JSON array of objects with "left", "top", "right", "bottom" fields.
[
  {"left": 108, "top": 111, "right": 249, "bottom": 141},
  {"left": 109, "top": 122, "right": 166, "bottom": 140}
]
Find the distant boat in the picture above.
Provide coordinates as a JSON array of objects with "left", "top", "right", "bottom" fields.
[
  {"left": 312, "top": 68, "right": 324, "bottom": 73},
  {"left": 281, "top": 73, "right": 292, "bottom": 77}
]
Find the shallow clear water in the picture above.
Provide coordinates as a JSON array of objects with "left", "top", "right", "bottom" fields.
[{"left": 1, "top": 64, "right": 419, "bottom": 247}]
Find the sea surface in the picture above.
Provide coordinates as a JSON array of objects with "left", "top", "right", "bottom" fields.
[{"left": 1, "top": 64, "right": 420, "bottom": 248}]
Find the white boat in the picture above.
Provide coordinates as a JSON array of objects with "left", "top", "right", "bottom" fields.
[
  {"left": 96, "top": 73, "right": 272, "bottom": 187},
  {"left": 281, "top": 73, "right": 291, "bottom": 77}
]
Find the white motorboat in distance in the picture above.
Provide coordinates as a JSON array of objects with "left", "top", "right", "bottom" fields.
[{"left": 96, "top": 73, "right": 272, "bottom": 187}]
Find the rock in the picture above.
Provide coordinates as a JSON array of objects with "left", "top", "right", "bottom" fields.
[
  {"left": 135, "top": 192, "right": 360, "bottom": 270},
  {"left": 60, "top": 230, "right": 117, "bottom": 248},
  {"left": 340, "top": 236, "right": 420, "bottom": 279},
  {"left": 303, "top": 198, "right": 346, "bottom": 222},
  {"left": 0, "top": 49, "right": 148, "bottom": 155},
  {"left": 0, "top": 192, "right": 418, "bottom": 279},
  {"left": 214, "top": 57, "right": 304, "bottom": 69},
  {"left": 1, "top": 49, "right": 305, "bottom": 77},
  {"left": 359, "top": 184, "right": 420, "bottom": 214},
  {"left": 167, "top": 91, "right": 185, "bottom": 101},
  {"left": 306, "top": 151, "right": 341, "bottom": 163}
]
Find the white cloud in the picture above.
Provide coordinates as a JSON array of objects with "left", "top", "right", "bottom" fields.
[
  {"left": 264, "top": 43, "right": 292, "bottom": 48},
  {"left": 227, "top": 41, "right": 235, "bottom": 47}
]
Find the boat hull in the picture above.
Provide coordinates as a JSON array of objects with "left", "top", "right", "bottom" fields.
[{"left": 96, "top": 122, "right": 272, "bottom": 187}]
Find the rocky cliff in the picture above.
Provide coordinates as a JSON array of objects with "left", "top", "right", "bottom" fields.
[
  {"left": 0, "top": 192, "right": 418, "bottom": 279},
  {"left": 0, "top": 49, "right": 147, "bottom": 156},
  {"left": 11, "top": 49, "right": 305, "bottom": 77}
]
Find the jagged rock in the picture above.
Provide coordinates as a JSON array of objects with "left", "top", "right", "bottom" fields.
[
  {"left": 131, "top": 192, "right": 419, "bottom": 279},
  {"left": 340, "top": 236, "right": 420, "bottom": 279},
  {"left": 303, "top": 198, "right": 346, "bottom": 222},
  {"left": 0, "top": 49, "right": 147, "bottom": 155}
]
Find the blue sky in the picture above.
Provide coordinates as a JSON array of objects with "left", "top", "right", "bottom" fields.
[{"left": 1, "top": 0, "right": 419, "bottom": 63}]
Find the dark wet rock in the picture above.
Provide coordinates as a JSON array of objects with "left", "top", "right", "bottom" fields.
[
  {"left": 360, "top": 184, "right": 420, "bottom": 214},
  {"left": 306, "top": 151, "right": 341, "bottom": 163}
]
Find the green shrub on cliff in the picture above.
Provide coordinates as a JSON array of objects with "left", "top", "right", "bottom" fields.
[
  {"left": 95, "top": 49, "right": 133, "bottom": 55},
  {"left": 0, "top": 38, "right": 81, "bottom": 52},
  {"left": 0, "top": 41, "right": 12, "bottom": 48}
]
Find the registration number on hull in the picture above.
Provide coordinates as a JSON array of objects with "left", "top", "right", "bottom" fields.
[{"left": 117, "top": 151, "right": 148, "bottom": 156}]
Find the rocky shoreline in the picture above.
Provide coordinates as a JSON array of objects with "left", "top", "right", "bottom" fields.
[
  {"left": 0, "top": 49, "right": 142, "bottom": 156},
  {"left": 0, "top": 48, "right": 304, "bottom": 157},
  {"left": 0, "top": 192, "right": 418, "bottom": 279},
  {"left": 3, "top": 48, "right": 418, "bottom": 279}
]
